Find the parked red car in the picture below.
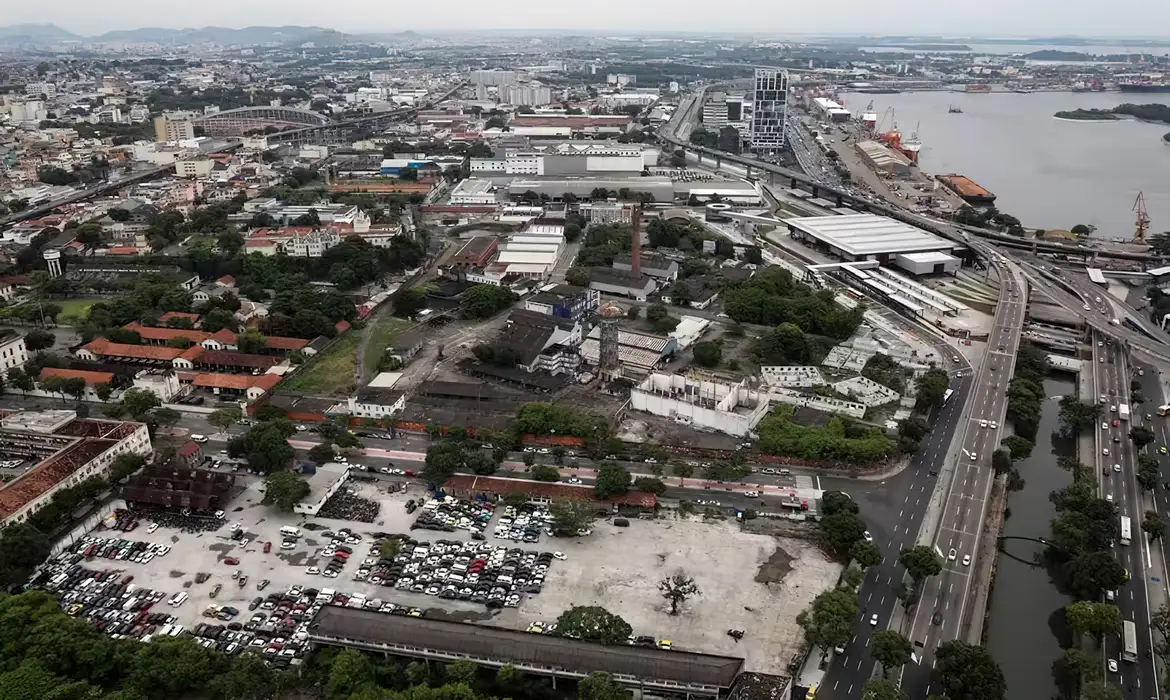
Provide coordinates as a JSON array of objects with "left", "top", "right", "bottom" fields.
[
  {"left": 223, "top": 557, "right": 240, "bottom": 565},
  {"left": 263, "top": 541, "right": 272, "bottom": 553}
]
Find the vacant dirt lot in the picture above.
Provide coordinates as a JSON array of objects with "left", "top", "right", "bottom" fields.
[{"left": 517, "top": 512, "right": 841, "bottom": 672}]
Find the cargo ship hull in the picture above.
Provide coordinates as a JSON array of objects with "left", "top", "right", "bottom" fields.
[
  {"left": 1119, "top": 84, "right": 1170, "bottom": 92},
  {"left": 938, "top": 174, "right": 997, "bottom": 204}
]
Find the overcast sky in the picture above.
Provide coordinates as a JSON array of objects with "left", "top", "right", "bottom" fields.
[{"left": 10, "top": 0, "right": 1170, "bottom": 39}]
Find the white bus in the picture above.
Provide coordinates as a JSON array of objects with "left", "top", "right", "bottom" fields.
[
  {"left": 1122, "top": 620, "right": 1138, "bottom": 663},
  {"left": 1121, "top": 515, "right": 1132, "bottom": 547},
  {"left": 943, "top": 388, "right": 954, "bottom": 403}
]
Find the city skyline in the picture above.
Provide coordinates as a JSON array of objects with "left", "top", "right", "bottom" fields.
[{"left": 6, "top": 0, "right": 1170, "bottom": 40}]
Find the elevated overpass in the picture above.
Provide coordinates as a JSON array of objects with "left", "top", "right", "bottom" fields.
[
  {"left": 658, "top": 120, "right": 1166, "bottom": 264},
  {"left": 266, "top": 83, "right": 465, "bottom": 145}
]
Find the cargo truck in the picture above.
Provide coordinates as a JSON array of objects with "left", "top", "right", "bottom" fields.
[{"left": 1119, "top": 404, "right": 1130, "bottom": 421}]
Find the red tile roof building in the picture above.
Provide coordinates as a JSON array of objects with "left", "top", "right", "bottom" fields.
[
  {"left": 39, "top": 367, "right": 115, "bottom": 386},
  {"left": 78, "top": 338, "right": 184, "bottom": 363},
  {"left": 122, "top": 322, "right": 210, "bottom": 346}
]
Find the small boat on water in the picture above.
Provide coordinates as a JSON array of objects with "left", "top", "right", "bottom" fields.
[{"left": 948, "top": 105, "right": 963, "bottom": 113}]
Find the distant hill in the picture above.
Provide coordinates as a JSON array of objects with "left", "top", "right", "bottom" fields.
[
  {"left": 0, "top": 24, "right": 348, "bottom": 46},
  {"left": 0, "top": 23, "right": 79, "bottom": 41}
]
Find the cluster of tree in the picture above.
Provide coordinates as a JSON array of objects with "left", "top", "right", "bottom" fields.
[
  {"left": 262, "top": 471, "right": 312, "bottom": 511},
  {"left": 691, "top": 341, "right": 722, "bottom": 368},
  {"left": 102, "top": 388, "right": 181, "bottom": 433},
  {"left": 421, "top": 440, "right": 499, "bottom": 485},
  {"left": 644, "top": 303, "right": 681, "bottom": 333},
  {"left": 1005, "top": 342, "right": 1049, "bottom": 441},
  {"left": 862, "top": 353, "right": 910, "bottom": 394},
  {"left": 896, "top": 415, "right": 929, "bottom": 454},
  {"left": 571, "top": 223, "right": 631, "bottom": 269},
  {"left": 35, "top": 164, "right": 78, "bottom": 186},
  {"left": 227, "top": 420, "right": 296, "bottom": 474},
  {"left": 514, "top": 402, "right": 611, "bottom": 439},
  {"left": 914, "top": 367, "right": 951, "bottom": 411},
  {"left": 1057, "top": 396, "right": 1103, "bottom": 438},
  {"left": 471, "top": 342, "right": 520, "bottom": 367},
  {"left": 594, "top": 463, "right": 632, "bottom": 499},
  {"left": 460, "top": 284, "right": 517, "bottom": 320},
  {"left": 686, "top": 126, "right": 741, "bottom": 154},
  {"left": 817, "top": 491, "right": 881, "bottom": 566},
  {"left": 1048, "top": 458, "right": 1129, "bottom": 599},
  {"left": 935, "top": 640, "right": 1007, "bottom": 700},
  {"left": 755, "top": 322, "right": 829, "bottom": 366},
  {"left": 756, "top": 404, "right": 897, "bottom": 465},
  {"left": 644, "top": 218, "right": 709, "bottom": 252},
  {"left": 724, "top": 268, "right": 865, "bottom": 339},
  {"left": 263, "top": 285, "right": 357, "bottom": 339},
  {"left": 954, "top": 205, "right": 1026, "bottom": 237}
]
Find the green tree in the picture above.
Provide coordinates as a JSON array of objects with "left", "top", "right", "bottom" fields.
[
  {"left": 262, "top": 471, "right": 311, "bottom": 511},
  {"left": 531, "top": 465, "right": 560, "bottom": 482},
  {"left": 578, "top": 671, "right": 630, "bottom": 700},
  {"left": 841, "top": 565, "right": 864, "bottom": 591},
  {"left": 1065, "top": 601, "right": 1121, "bottom": 639},
  {"left": 862, "top": 677, "right": 903, "bottom": 700},
  {"left": 821, "top": 491, "right": 859, "bottom": 516},
  {"left": 0, "top": 523, "right": 51, "bottom": 587},
  {"left": 550, "top": 499, "right": 594, "bottom": 534},
  {"left": 850, "top": 539, "right": 882, "bottom": 568},
  {"left": 307, "top": 442, "right": 335, "bottom": 464},
  {"left": 1081, "top": 682, "right": 1123, "bottom": 700},
  {"left": 594, "top": 463, "right": 631, "bottom": 499},
  {"left": 236, "top": 331, "right": 266, "bottom": 355},
  {"left": 991, "top": 446, "right": 1012, "bottom": 475},
  {"left": 633, "top": 476, "right": 667, "bottom": 495},
  {"left": 820, "top": 511, "right": 868, "bottom": 556},
  {"left": 1000, "top": 435, "right": 1033, "bottom": 460},
  {"left": 1144, "top": 510, "right": 1165, "bottom": 540},
  {"left": 523, "top": 451, "right": 536, "bottom": 467},
  {"left": 460, "top": 284, "right": 517, "bottom": 320},
  {"left": 936, "top": 641, "right": 1006, "bottom": 700},
  {"left": 231, "top": 421, "right": 294, "bottom": 474},
  {"left": 915, "top": 368, "right": 950, "bottom": 411},
  {"left": 1137, "top": 453, "right": 1161, "bottom": 491},
  {"left": 555, "top": 606, "right": 632, "bottom": 645},
  {"left": 23, "top": 329, "right": 55, "bottom": 354},
  {"left": 797, "top": 588, "right": 859, "bottom": 651},
  {"left": 207, "top": 652, "right": 275, "bottom": 700},
  {"left": 119, "top": 388, "right": 162, "bottom": 422},
  {"left": 323, "top": 648, "right": 375, "bottom": 700},
  {"left": 871, "top": 629, "right": 913, "bottom": 672},
  {"left": 423, "top": 441, "right": 463, "bottom": 485},
  {"left": 7, "top": 368, "right": 33, "bottom": 396},
  {"left": 379, "top": 539, "right": 402, "bottom": 560},
  {"left": 1130, "top": 424, "right": 1156, "bottom": 448},
  {"left": 208, "top": 407, "right": 242, "bottom": 434},
  {"left": 445, "top": 659, "right": 478, "bottom": 686},
  {"left": 899, "top": 545, "right": 942, "bottom": 586},
  {"left": 692, "top": 341, "right": 722, "bottom": 368},
  {"left": 658, "top": 572, "right": 700, "bottom": 615},
  {"left": 1063, "top": 550, "right": 1129, "bottom": 600}
]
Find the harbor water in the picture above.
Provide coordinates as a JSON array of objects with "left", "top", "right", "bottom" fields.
[
  {"left": 841, "top": 90, "right": 1170, "bottom": 236},
  {"left": 983, "top": 378, "right": 1076, "bottom": 700}
]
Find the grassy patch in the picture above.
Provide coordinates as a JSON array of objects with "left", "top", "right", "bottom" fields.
[
  {"left": 362, "top": 316, "right": 413, "bottom": 374},
  {"left": 280, "top": 332, "right": 361, "bottom": 395},
  {"left": 55, "top": 298, "right": 102, "bottom": 319}
]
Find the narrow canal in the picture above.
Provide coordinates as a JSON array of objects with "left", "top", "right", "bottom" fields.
[{"left": 984, "top": 376, "right": 1077, "bottom": 699}]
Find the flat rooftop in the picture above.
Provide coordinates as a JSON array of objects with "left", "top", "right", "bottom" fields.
[
  {"left": 785, "top": 214, "right": 958, "bottom": 257},
  {"left": 309, "top": 606, "right": 743, "bottom": 689}
]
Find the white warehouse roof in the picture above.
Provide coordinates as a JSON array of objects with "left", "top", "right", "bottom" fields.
[
  {"left": 497, "top": 251, "right": 558, "bottom": 264},
  {"left": 785, "top": 214, "right": 958, "bottom": 257}
]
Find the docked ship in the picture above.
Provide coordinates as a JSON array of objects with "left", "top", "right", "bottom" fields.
[
  {"left": 938, "top": 174, "right": 996, "bottom": 204},
  {"left": 877, "top": 127, "right": 921, "bottom": 164},
  {"left": 1119, "top": 80, "right": 1170, "bottom": 92},
  {"left": 966, "top": 83, "right": 992, "bottom": 93}
]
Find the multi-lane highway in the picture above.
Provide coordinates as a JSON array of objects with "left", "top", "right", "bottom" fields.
[
  {"left": 815, "top": 354, "right": 973, "bottom": 699},
  {"left": 1094, "top": 333, "right": 1160, "bottom": 697},
  {"left": 890, "top": 265, "right": 1028, "bottom": 696}
]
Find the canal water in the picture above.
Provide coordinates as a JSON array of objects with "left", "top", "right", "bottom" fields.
[
  {"left": 984, "top": 377, "right": 1076, "bottom": 700},
  {"left": 839, "top": 90, "right": 1170, "bottom": 236}
]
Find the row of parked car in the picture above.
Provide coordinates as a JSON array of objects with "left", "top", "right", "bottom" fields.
[
  {"left": 365, "top": 533, "right": 560, "bottom": 609},
  {"left": 411, "top": 496, "right": 495, "bottom": 535},
  {"left": 33, "top": 553, "right": 185, "bottom": 642},
  {"left": 74, "top": 536, "right": 171, "bottom": 564}
]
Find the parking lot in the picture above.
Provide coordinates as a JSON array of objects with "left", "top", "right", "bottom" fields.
[{"left": 35, "top": 477, "right": 838, "bottom": 672}]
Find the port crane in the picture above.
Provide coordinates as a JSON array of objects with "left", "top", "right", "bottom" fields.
[{"left": 1134, "top": 192, "right": 1151, "bottom": 244}]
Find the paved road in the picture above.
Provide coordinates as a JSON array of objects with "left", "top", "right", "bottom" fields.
[
  {"left": 813, "top": 365, "right": 973, "bottom": 699},
  {"left": 895, "top": 265, "right": 1027, "bottom": 697}
]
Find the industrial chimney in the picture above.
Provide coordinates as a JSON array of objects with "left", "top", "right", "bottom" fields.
[{"left": 630, "top": 205, "right": 642, "bottom": 278}]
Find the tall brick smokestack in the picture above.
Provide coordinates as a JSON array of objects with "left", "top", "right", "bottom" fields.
[{"left": 631, "top": 205, "right": 642, "bottom": 278}]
